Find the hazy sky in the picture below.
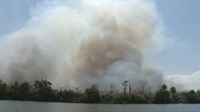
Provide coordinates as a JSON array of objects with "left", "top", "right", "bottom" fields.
[{"left": 0, "top": 0, "right": 199, "bottom": 90}]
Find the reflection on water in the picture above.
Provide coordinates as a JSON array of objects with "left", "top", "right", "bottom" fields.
[{"left": 0, "top": 100, "right": 199, "bottom": 112}]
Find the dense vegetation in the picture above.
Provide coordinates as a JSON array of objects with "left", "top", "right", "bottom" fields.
[{"left": 0, "top": 78, "right": 200, "bottom": 104}]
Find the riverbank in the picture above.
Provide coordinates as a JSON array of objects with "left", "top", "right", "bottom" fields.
[{"left": 0, "top": 78, "right": 200, "bottom": 104}]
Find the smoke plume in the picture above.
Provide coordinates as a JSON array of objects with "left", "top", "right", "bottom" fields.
[{"left": 0, "top": 1, "right": 165, "bottom": 92}]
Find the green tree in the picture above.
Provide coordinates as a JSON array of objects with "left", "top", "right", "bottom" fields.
[
  {"left": 154, "top": 84, "right": 170, "bottom": 104},
  {"left": 9, "top": 81, "right": 20, "bottom": 100},
  {"left": 190, "top": 90, "right": 195, "bottom": 94},
  {"left": 170, "top": 87, "right": 176, "bottom": 95},
  {"left": 62, "top": 89, "right": 75, "bottom": 102},
  {"left": 186, "top": 90, "right": 197, "bottom": 103},
  {"left": 18, "top": 82, "right": 31, "bottom": 100},
  {"left": 85, "top": 84, "right": 100, "bottom": 103},
  {"left": 33, "top": 79, "right": 54, "bottom": 101},
  {"left": 0, "top": 79, "right": 8, "bottom": 99},
  {"left": 162, "top": 84, "right": 167, "bottom": 91}
]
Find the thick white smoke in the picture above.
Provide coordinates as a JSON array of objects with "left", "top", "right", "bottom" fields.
[{"left": 0, "top": 1, "right": 165, "bottom": 92}]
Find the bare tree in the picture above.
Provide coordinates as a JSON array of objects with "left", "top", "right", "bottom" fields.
[{"left": 122, "top": 80, "right": 128, "bottom": 94}]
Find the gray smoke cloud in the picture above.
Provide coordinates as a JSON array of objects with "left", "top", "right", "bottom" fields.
[{"left": 0, "top": 1, "right": 165, "bottom": 92}]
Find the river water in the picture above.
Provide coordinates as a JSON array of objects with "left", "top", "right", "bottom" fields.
[{"left": 0, "top": 100, "right": 199, "bottom": 112}]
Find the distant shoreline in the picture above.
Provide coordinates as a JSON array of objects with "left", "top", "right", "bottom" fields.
[{"left": 0, "top": 78, "right": 199, "bottom": 104}]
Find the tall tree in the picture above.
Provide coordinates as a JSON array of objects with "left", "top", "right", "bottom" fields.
[
  {"left": 0, "top": 79, "right": 8, "bottom": 99},
  {"left": 170, "top": 87, "right": 176, "bottom": 95},
  {"left": 85, "top": 84, "right": 100, "bottom": 103},
  {"left": 19, "top": 82, "right": 31, "bottom": 100},
  {"left": 33, "top": 79, "right": 54, "bottom": 101},
  {"left": 190, "top": 90, "right": 195, "bottom": 94},
  {"left": 9, "top": 81, "right": 20, "bottom": 100},
  {"left": 154, "top": 84, "right": 170, "bottom": 104},
  {"left": 162, "top": 84, "right": 167, "bottom": 91}
]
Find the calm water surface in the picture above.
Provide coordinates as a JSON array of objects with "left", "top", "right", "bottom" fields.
[{"left": 0, "top": 100, "right": 199, "bottom": 112}]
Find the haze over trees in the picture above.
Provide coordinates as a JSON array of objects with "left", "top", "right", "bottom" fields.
[{"left": 0, "top": 78, "right": 199, "bottom": 104}]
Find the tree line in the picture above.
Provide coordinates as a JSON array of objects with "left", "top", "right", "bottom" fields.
[{"left": 0, "top": 78, "right": 200, "bottom": 104}]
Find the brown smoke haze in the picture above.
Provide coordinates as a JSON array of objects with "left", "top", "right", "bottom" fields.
[{"left": 1, "top": 1, "right": 167, "bottom": 92}]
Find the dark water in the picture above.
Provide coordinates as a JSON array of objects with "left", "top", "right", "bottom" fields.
[{"left": 0, "top": 100, "right": 199, "bottom": 112}]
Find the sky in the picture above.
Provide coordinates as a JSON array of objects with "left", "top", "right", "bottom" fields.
[{"left": 0, "top": 0, "right": 199, "bottom": 90}]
